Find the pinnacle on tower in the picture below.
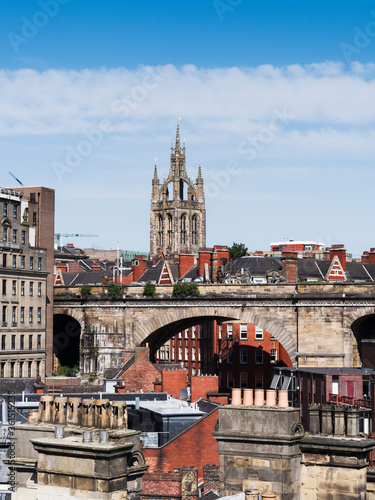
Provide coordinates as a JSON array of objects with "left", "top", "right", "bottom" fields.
[{"left": 175, "top": 122, "right": 181, "bottom": 151}]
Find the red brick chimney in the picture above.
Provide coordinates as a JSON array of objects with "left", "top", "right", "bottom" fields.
[
  {"left": 179, "top": 252, "right": 195, "bottom": 279},
  {"left": 368, "top": 248, "right": 375, "bottom": 264},
  {"left": 132, "top": 255, "right": 147, "bottom": 282},
  {"left": 198, "top": 248, "right": 213, "bottom": 280},
  {"left": 362, "top": 251, "right": 370, "bottom": 263},
  {"left": 91, "top": 259, "right": 101, "bottom": 272},
  {"left": 213, "top": 245, "right": 229, "bottom": 267},
  {"left": 329, "top": 244, "right": 346, "bottom": 272},
  {"left": 281, "top": 251, "right": 298, "bottom": 283}
]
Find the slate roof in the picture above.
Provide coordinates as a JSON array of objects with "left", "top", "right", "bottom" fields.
[
  {"left": 231, "top": 256, "right": 282, "bottom": 275},
  {"left": 231, "top": 256, "right": 375, "bottom": 283},
  {"left": 62, "top": 270, "right": 112, "bottom": 286}
]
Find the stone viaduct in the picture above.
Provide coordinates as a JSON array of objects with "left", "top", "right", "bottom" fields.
[{"left": 53, "top": 282, "right": 375, "bottom": 381}]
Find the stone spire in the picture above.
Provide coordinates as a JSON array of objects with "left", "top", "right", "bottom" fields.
[{"left": 196, "top": 160, "right": 204, "bottom": 201}]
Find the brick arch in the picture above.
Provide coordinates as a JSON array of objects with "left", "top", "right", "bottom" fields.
[{"left": 135, "top": 305, "right": 297, "bottom": 366}]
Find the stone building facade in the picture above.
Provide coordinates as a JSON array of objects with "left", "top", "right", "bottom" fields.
[
  {"left": 0, "top": 188, "right": 48, "bottom": 379},
  {"left": 150, "top": 124, "right": 206, "bottom": 259}
]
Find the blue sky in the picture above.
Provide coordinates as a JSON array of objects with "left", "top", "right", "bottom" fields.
[{"left": 0, "top": 1, "right": 375, "bottom": 256}]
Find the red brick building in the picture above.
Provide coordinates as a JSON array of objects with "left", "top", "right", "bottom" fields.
[{"left": 156, "top": 321, "right": 292, "bottom": 391}]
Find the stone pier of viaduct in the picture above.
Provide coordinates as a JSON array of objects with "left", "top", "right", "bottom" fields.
[{"left": 53, "top": 282, "right": 375, "bottom": 381}]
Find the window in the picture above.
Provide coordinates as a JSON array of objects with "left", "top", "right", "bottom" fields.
[
  {"left": 29, "top": 282, "right": 33, "bottom": 296},
  {"left": 332, "top": 375, "right": 339, "bottom": 395},
  {"left": 10, "top": 362, "right": 14, "bottom": 378},
  {"left": 192, "top": 326, "right": 196, "bottom": 339},
  {"left": 30, "top": 257, "right": 34, "bottom": 270},
  {"left": 38, "top": 257, "right": 42, "bottom": 271},
  {"left": 21, "top": 231, "right": 25, "bottom": 244},
  {"left": 0, "top": 363, "right": 4, "bottom": 377},
  {"left": 199, "top": 325, "right": 203, "bottom": 338},
  {"left": 12, "top": 229, "right": 17, "bottom": 243},
  {"left": 2, "top": 306, "right": 6, "bottom": 324},
  {"left": 255, "top": 326, "right": 263, "bottom": 340},
  {"left": 227, "top": 372, "right": 234, "bottom": 388},
  {"left": 192, "top": 214, "right": 198, "bottom": 245},
  {"left": 240, "top": 323, "right": 247, "bottom": 339},
  {"left": 1, "top": 336, "right": 5, "bottom": 350},
  {"left": 13, "top": 205, "right": 17, "bottom": 219},
  {"left": 37, "top": 361, "right": 41, "bottom": 376},
  {"left": 11, "top": 335, "right": 15, "bottom": 350},
  {"left": 227, "top": 348, "right": 233, "bottom": 364},
  {"left": 12, "top": 255, "right": 16, "bottom": 268},
  {"left": 172, "top": 346, "right": 175, "bottom": 360},
  {"left": 2, "top": 280, "right": 6, "bottom": 295},
  {"left": 29, "top": 336, "right": 32, "bottom": 350},
  {"left": 178, "top": 331, "right": 182, "bottom": 339},
  {"left": 19, "top": 361, "right": 24, "bottom": 377},
  {"left": 240, "top": 372, "right": 248, "bottom": 388},
  {"left": 12, "top": 306, "right": 16, "bottom": 324},
  {"left": 271, "top": 349, "right": 278, "bottom": 363},
  {"left": 227, "top": 323, "right": 233, "bottom": 339},
  {"left": 192, "top": 367, "right": 196, "bottom": 376},
  {"left": 12, "top": 280, "right": 16, "bottom": 295},
  {"left": 21, "top": 256, "right": 25, "bottom": 269},
  {"left": 32, "top": 212, "right": 37, "bottom": 226},
  {"left": 28, "top": 362, "right": 32, "bottom": 377},
  {"left": 185, "top": 346, "right": 188, "bottom": 361},
  {"left": 3, "top": 203, "right": 7, "bottom": 217},
  {"left": 179, "top": 346, "right": 182, "bottom": 360},
  {"left": 21, "top": 281, "right": 25, "bottom": 296},
  {"left": 37, "top": 335, "right": 41, "bottom": 349},
  {"left": 29, "top": 307, "right": 33, "bottom": 323},
  {"left": 20, "top": 335, "right": 24, "bottom": 350},
  {"left": 255, "top": 348, "right": 263, "bottom": 364},
  {"left": 2, "top": 228, "right": 7, "bottom": 242},
  {"left": 218, "top": 324, "right": 222, "bottom": 339},
  {"left": 38, "top": 282, "right": 42, "bottom": 296},
  {"left": 37, "top": 307, "right": 42, "bottom": 324},
  {"left": 2, "top": 254, "right": 6, "bottom": 267},
  {"left": 240, "top": 349, "right": 248, "bottom": 364},
  {"left": 20, "top": 307, "right": 24, "bottom": 323},
  {"left": 192, "top": 347, "right": 196, "bottom": 361},
  {"left": 185, "top": 329, "right": 189, "bottom": 339},
  {"left": 255, "top": 372, "right": 263, "bottom": 388}
]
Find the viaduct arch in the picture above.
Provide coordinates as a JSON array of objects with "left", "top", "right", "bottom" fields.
[{"left": 53, "top": 282, "right": 375, "bottom": 381}]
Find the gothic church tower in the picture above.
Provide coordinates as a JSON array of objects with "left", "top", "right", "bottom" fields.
[{"left": 150, "top": 124, "right": 206, "bottom": 259}]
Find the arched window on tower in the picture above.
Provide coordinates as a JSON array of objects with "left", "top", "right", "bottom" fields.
[
  {"left": 180, "top": 214, "right": 187, "bottom": 244},
  {"left": 192, "top": 214, "right": 198, "bottom": 245},
  {"left": 158, "top": 215, "right": 163, "bottom": 247},
  {"left": 167, "top": 214, "right": 173, "bottom": 248}
]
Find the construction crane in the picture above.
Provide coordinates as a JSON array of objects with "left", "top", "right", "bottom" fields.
[
  {"left": 9, "top": 171, "right": 24, "bottom": 187},
  {"left": 54, "top": 233, "right": 99, "bottom": 246}
]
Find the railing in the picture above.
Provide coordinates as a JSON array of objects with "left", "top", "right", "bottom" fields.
[{"left": 328, "top": 393, "right": 371, "bottom": 409}]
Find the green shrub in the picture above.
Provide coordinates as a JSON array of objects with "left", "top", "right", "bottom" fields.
[
  {"left": 173, "top": 282, "right": 200, "bottom": 297},
  {"left": 58, "top": 364, "right": 79, "bottom": 377},
  {"left": 80, "top": 285, "right": 92, "bottom": 298},
  {"left": 107, "top": 281, "right": 122, "bottom": 298},
  {"left": 143, "top": 281, "right": 156, "bottom": 298}
]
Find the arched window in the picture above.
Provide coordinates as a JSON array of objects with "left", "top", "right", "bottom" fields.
[
  {"left": 192, "top": 215, "right": 198, "bottom": 245},
  {"left": 158, "top": 215, "right": 163, "bottom": 247},
  {"left": 167, "top": 214, "right": 173, "bottom": 247},
  {"left": 180, "top": 214, "right": 187, "bottom": 244}
]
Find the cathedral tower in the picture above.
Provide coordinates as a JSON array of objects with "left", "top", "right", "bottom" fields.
[{"left": 150, "top": 124, "right": 206, "bottom": 259}]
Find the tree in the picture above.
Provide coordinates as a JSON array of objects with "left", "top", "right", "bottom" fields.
[
  {"left": 143, "top": 281, "right": 156, "bottom": 298},
  {"left": 80, "top": 285, "right": 92, "bottom": 298},
  {"left": 107, "top": 281, "right": 122, "bottom": 298},
  {"left": 173, "top": 282, "right": 200, "bottom": 297},
  {"left": 229, "top": 242, "right": 248, "bottom": 261}
]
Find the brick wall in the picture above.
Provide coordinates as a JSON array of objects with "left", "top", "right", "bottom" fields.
[
  {"left": 161, "top": 369, "right": 187, "bottom": 399},
  {"left": 203, "top": 465, "right": 219, "bottom": 495},
  {"left": 191, "top": 375, "right": 218, "bottom": 402},
  {"left": 142, "top": 408, "right": 219, "bottom": 482},
  {"left": 141, "top": 467, "right": 198, "bottom": 499},
  {"left": 118, "top": 347, "right": 161, "bottom": 392}
]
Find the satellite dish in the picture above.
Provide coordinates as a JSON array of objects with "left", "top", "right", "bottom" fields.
[
  {"left": 180, "top": 388, "right": 188, "bottom": 399},
  {"left": 24, "top": 385, "right": 33, "bottom": 394}
]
